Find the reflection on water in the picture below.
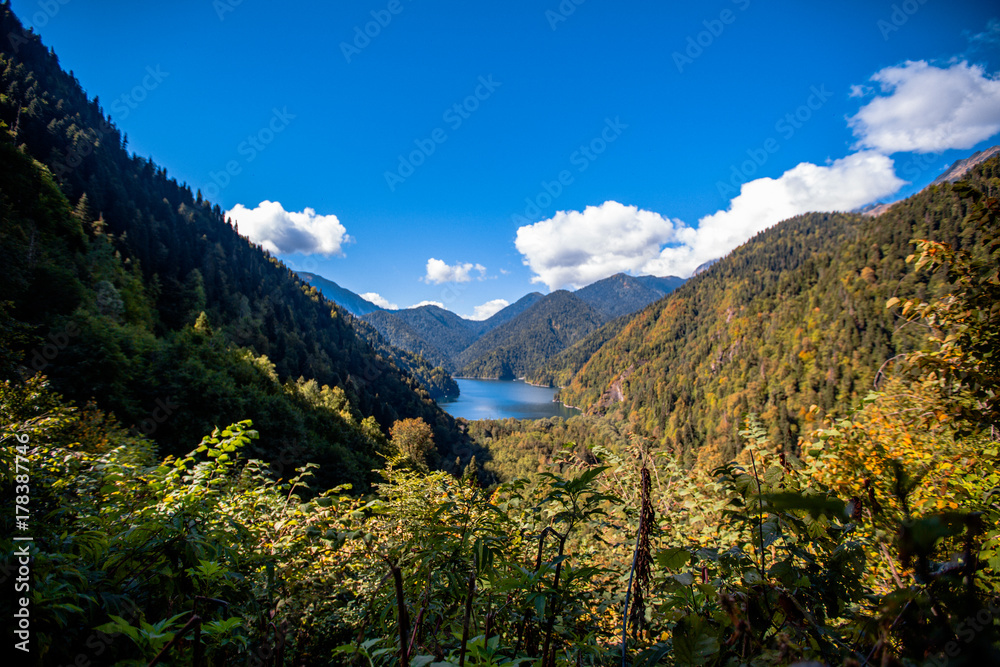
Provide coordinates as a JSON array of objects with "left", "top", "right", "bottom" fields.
[{"left": 439, "top": 379, "right": 580, "bottom": 421}]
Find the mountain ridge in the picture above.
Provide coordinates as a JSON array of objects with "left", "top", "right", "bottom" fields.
[{"left": 328, "top": 272, "right": 687, "bottom": 377}]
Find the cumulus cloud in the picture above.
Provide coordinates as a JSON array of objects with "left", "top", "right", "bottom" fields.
[
  {"left": 514, "top": 201, "right": 691, "bottom": 290},
  {"left": 409, "top": 300, "right": 445, "bottom": 309},
  {"left": 848, "top": 60, "right": 1000, "bottom": 154},
  {"left": 516, "top": 153, "right": 904, "bottom": 285},
  {"left": 465, "top": 299, "right": 509, "bottom": 321},
  {"left": 360, "top": 292, "right": 398, "bottom": 310},
  {"left": 226, "top": 200, "right": 351, "bottom": 256},
  {"left": 423, "top": 258, "right": 486, "bottom": 284},
  {"left": 646, "top": 151, "right": 904, "bottom": 275}
]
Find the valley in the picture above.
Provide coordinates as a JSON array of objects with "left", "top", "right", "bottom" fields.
[
  {"left": 2, "top": 3, "right": 999, "bottom": 665},
  {"left": 301, "top": 270, "right": 685, "bottom": 383}
]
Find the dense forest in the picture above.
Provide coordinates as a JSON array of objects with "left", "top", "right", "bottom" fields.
[
  {"left": 0, "top": 5, "right": 468, "bottom": 488},
  {"left": 2, "top": 3, "right": 1000, "bottom": 665},
  {"left": 574, "top": 274, "right": 685, "bottom": 319},
  {"left": 558, "top": 170, "right": 1000, "bottom": 467}
]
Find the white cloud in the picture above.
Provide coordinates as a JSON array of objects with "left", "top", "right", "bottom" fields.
[
  {"left": 423, "top": 258, "right": 486, "bottom": 284},
  {"left": 514, "top": 201, "right": 691, "bottom": 290},
  {"left": 465, "top": 299, "right": 509, "bottom": 321},
  {"left": 848, "top": 84, "right": 871, "bottom": 98},
  {"left": 848, "top": 60, "right": 1000, "bottom": 154},
  {"left": 516, "top": 153, "right": 904, "bottom": 284},
  {"left": 360, "top": 292, "right": 398, "bottom": 309},
  {"left": 226, "top": 200, "right": 351, "bottom": 256},
  {"left": 409, "top": 300, "right": 445, "bottom": 309},
  {"left": 644, "top": 151, "right": 904, "bottom": 277}
]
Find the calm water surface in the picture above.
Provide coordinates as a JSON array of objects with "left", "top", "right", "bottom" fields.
[{"left": 440, "top": 379, "right": 580, "bottom": 421}]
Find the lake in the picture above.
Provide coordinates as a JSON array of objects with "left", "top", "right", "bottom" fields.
[{"left": 440, "top": 379, "right": 581, "bottom": 421}]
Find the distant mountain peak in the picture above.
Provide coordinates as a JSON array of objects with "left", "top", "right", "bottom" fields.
[
  {"left": 691, "top": 259, "right": 719, "bottom": 276},
  {"left": 296, "top": 271, "right": 383, "bottom": 317},
  {"left": 930, "top": 145, "right": 1000, "bottom": 186},
  {"left": 862, "top": 145, "right": 1000, "bottom": 218}
]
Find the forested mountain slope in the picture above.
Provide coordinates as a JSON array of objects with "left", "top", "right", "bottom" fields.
[
  {"left": 361, "top": 309, "right": 454, "bottom": 373},
  {"left": 297, "top": 271, "right": 383, "bottom": 316},
  {"left": 471, "top": 291, "right": 544, "bottom": 335},
  {"left": 0, "top": 6, "right": 463, "bottom": 485},
  {"left": 560, "top": 162, "right": 1000, "bottom": 466},
  {"left": 368, "top": 304, "right": 479, "bottom": 363},
  {"left": 458, "top": 291, "right": 608, "bottom": 379},
  {"left": 526, "top": 313, "right": 635, "bottom": 389},
  {"left": 575, "top": 272, "right": 683, "bottom": 318}
]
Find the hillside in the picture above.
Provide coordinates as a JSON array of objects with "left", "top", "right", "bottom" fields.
[
  {"left": 457, "top": 291, "right": 608, "bottom": 379},
  {"left": 361, "top": 309, "right": 453, "bottom": 372},
  {"left": 526, "top": 313, "right": 635, "bottom": 388},
  {"left": 559, "top": 161, "right": 1000, "bottom": 466},
  {"left": 297, "top": 271, "right": 383, "bottom": 316},
  {"left": 0, "top": 6, "right": 463, "bottom": 486},
  {"left": 371, "top": 304, "right": 479, "bottom": 362},
  {"left": 575, "top": 272, "right": 683, "bottom": 318},
  {"left": 355, "top": 274, "right": 683, "bottom": 379},
  {"left": 471, "top": 291, "right": 545, "bottom": 335}
]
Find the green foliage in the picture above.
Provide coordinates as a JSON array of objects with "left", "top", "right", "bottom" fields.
[
  {"left": 390, "top": 417, "right": 437, "bottom": 470},
  {"left": 353, "top": 312, "right": 461, "bottom": 398},
  {"left": 560, "top": 163, "right": 1000, "bottom": 466},
  {"left": 888, "top": 185, "right": 1000, "bottom": 425},
  {"left": 2, "top": 7, "right": 999, "bottom": 667},
  {"left": 0, "top": 7, "right": 471, "bottom": 488}
]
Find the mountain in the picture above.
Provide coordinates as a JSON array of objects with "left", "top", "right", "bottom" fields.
[
  {"left": 526, "top": 313, "right": 635, "bottom": 388},
  {"left": 298, "top": 271, "right": 383, "bottom": 316},
  {"left": 379, "top": 305, "right": 479, "bottom": 361},
  {"left": 457, "top": 291, "right": 608, "bottom": 379},
  {"left": 360, "top": 310, "right": 452, "bottom": 371},
  {"left": 0, "top": 7, "right": 464, "bottom": 488},
  {"left": 930, "top": 144, "right": 1000, "bottom": 185},
  {"left": 354, "top": 275, "right": 683, "bottom": 378},
  {"left": 472, "top": 292, "right": 545, "bottom": 335},
  {"left": 691, "top": 258, "right": 719, "bottom": 276},
  {"left": 862, "top": 144, "right": 1000, "bottom": 217},
  {"left": 557, "top": 158, "right": 1000, "bottom": 467},
  {"left": 575, "top": 273, "right": 683, "bottom": 318},
  {"left": 635, "top": 274, "right": 687, "bottom": 293}
]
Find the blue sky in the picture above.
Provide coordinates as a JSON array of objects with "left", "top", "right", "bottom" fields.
[{"left": 12, "top": 0, "right": 1000, "bottom": 319}]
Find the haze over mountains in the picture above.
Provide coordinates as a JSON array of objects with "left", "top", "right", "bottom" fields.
[{"left": 300, "top": 270, "right": 685, "bottom": 380}]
